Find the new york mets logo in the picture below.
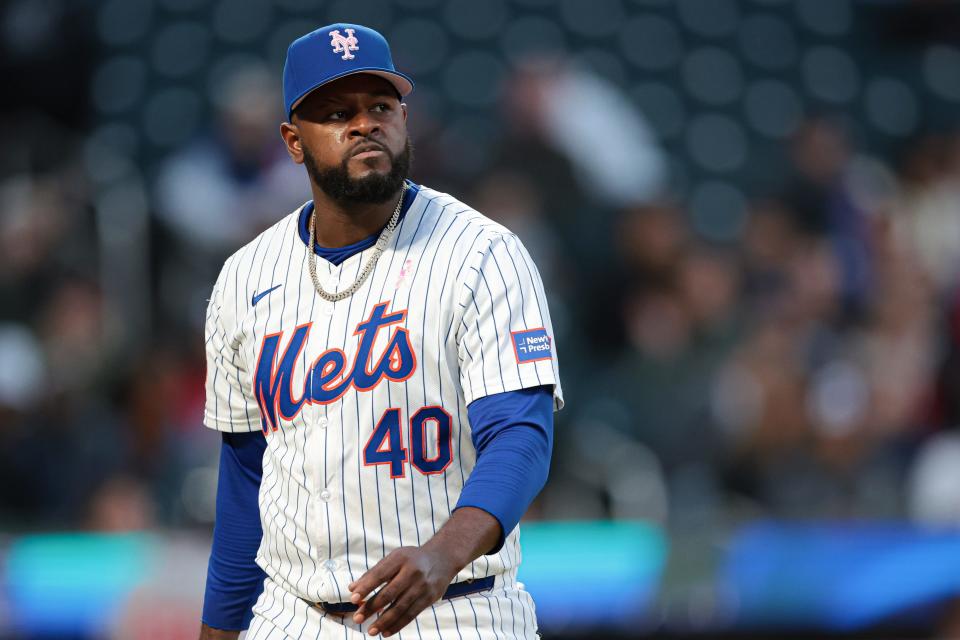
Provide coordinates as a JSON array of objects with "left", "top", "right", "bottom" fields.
[
  {"left": 254, "top": 301, "right": 416, "bottom": 433},
  {"left": 329, "top": 28, "right": 359, "bottom": 61}
]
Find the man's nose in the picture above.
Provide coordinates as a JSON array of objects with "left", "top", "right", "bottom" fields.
[{"left": 348, "top": 111, "right": 380, "bottom": 137}]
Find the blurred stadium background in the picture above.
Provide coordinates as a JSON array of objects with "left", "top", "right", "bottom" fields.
[{"left": 2, "top": 0, "right": 960, "bottom": 637}]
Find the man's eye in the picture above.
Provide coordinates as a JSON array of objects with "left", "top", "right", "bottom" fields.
[
  {"left": 328, "top": 111, "right": 347, "bottom": 120},
  {"left": 372, "top": 103, "right": 390, "bottom": 112}
]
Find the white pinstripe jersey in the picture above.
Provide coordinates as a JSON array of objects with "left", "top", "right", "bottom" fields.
[{"left": 203, "top": 182, "right": 563, "bottom": 605}]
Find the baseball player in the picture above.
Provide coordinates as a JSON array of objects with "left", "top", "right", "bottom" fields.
[{"left": 199, "top": 23, "right": 562, "bottom": 640}]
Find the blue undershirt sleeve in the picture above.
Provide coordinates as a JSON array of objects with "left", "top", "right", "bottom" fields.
[
  {"left": 455, "top": 385, "right": 554, "bottom": 554},
  {"left": 201, "top": 431, "right": 268, "bottom": 630}
]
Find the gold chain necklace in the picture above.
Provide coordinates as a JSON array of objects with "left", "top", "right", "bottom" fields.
[{"left": 306, "top": 184, "right": 407, "bottom": 302}]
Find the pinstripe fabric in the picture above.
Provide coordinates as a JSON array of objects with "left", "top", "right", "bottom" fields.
[
  {"left": 203, "top": 185, "right": 562, "bottom": 636},
  {"left": 244, "top": 574, "right": 539, "bottom": 640}
]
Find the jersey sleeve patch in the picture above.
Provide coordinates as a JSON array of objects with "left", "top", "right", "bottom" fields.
[{"left": 511, "top": 328, "right": 553, "bottom": 364}]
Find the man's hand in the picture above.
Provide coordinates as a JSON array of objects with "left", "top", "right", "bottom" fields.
[
  {"left": 348, "top": 507, "right": 501, "bottom": 637},
  {"left": 198, "top": 623, "right": 240, "bottom": 640},
  {"left": 348, "top": 545, "right": 460, "bottom": 637}
]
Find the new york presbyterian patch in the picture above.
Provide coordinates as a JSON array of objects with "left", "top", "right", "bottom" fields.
[{"left": 511, "top": 328, "right": 553, "bottom": 363}]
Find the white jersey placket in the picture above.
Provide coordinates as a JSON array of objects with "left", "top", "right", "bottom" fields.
[{"left": 311, "top": 256, "right": 348, "bottom": 598}]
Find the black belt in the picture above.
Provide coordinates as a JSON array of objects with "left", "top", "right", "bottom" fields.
[{"left": 305, "top": 575, "right": 496, "bottom": 615}]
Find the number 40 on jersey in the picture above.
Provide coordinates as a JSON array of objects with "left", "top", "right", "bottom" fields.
[{"left": 363, "top": 406, "right": 453, "bottom": 478}]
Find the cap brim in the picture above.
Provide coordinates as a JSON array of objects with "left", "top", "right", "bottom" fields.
[{"left": 288, "top": 68, "right": 414, "bottom": 117}]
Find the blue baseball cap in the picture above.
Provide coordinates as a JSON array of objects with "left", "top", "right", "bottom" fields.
[{"left": 283, "top": 23, "right": 414, "bottom": 120}]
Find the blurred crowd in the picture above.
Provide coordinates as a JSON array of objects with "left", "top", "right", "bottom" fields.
[
  {"left": 2, "top": 6, "right": 960, "bottom": 550},
  {"left": 547, "top": 118, "right": 960, "bottom": 529}
]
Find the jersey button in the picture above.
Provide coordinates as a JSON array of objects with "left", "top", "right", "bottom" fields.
[
  {"left": 317, "top": 417, "right": 328, "bottom": 429},
  {"left": 323, "top": 304, "right": 335, "bottom": 316},
  {"left": 324, "top": 559, "right": 337, "bottom": 571},
  {"left": 320, "top": 488, "right": 332, "bottom": 501},
  {"left": 326, "top": 277, "right": 339, "bottom": 288}
]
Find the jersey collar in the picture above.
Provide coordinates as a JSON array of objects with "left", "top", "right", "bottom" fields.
[{"left": 297, "top": 180, "right": 420, "bottom": 261}]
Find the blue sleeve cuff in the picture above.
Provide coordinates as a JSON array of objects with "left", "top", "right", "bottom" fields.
[
  {"left": 201, "top": 431, "right": 268, "bottom": 630},
  {"left": 456, "top": 386, "right": 554, "bottom": 554}
]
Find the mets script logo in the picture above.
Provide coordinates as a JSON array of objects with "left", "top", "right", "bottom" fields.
[
  {"left": 254, "top": 301, "right": 416, "bottom": 433},
  {"left": 329, "top": 28, "right": 359, "bottom": 61}
]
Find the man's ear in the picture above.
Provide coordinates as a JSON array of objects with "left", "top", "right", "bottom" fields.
[
  {"left": 400, "top": 103, "right": 407, "bottom": 122},
  {"left": 280, "top": 121, "right": 304, "bottom": 164}
]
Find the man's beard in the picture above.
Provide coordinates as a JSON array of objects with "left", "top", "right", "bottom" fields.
[{"left": 303, "top": 137, "right": 412, "bottom": 206}]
